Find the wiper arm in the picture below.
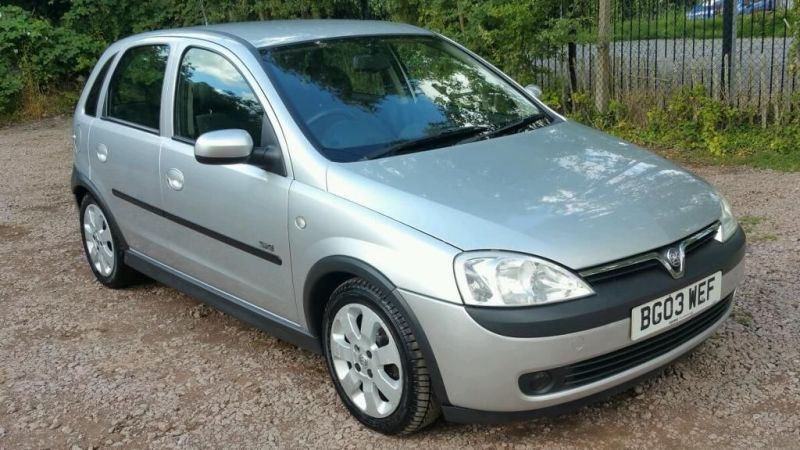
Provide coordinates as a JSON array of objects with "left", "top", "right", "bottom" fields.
[
  {"left": 362, "top": 125, "right": 489, "bottom": 160},
  {"left": 460, "top": 112, "right": 549, "bottom": 144}
]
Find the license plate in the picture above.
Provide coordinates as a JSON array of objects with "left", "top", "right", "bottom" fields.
[{"left": 630, "top": 272, "right": 722, "bottom": 341}]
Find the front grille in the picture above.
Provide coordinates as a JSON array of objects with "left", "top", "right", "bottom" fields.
[
  {"left": 581, "top": 222, "right": 719, "bottom": 283},
  {"left": 519, "top": 294, "right": 733, "bottom": 395},
  {"left": 685, "top": 226, "right": 717, "bottom": 252},
  {"left": 583, "top": 259, "right": 660, "bottom": 283}
]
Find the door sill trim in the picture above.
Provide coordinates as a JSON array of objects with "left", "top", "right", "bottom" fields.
[{"left": 124, "top": 249, "right": 321, "bottom": 354}]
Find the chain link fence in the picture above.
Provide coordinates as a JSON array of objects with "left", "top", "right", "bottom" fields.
[{"left": 532, "top": 0, "right": 796, "bottom": 121}]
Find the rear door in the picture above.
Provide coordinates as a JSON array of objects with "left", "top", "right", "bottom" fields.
[
  {"left": 73, "top": 52, "right": 116, "bottom": 179},
  {"left": 155, "top": 41, "right": 298, "bottom": 321},
  {"left": 88, "top": 41, "right": 172, "bottom": 254}
]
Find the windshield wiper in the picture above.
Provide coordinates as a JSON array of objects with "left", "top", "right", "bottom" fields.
[
  {"left": 460, "top": 112, "right": 549, "bottom": 144},
  {"left": 361, "top": 125, "right": 489, "bottom": 160}
]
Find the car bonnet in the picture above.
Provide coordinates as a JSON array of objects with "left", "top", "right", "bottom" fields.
[{"left": 326, "top": 121, "right": 721, "bottom": 270}]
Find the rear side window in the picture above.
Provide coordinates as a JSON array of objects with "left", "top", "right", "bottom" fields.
[
  {"left": 106, "top": 45, "right": 169, "bottom": 131},
  {"left": 84, "top": 55, "right": 115, "bottom": 117},
  {"left": 174, "top": 47, "right": 269, "bottom": 146}
]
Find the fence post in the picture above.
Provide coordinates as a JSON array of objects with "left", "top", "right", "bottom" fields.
[
  {"left": 721, "top": 0, "right": 737, "bottom": 103},
  {"left": 567, "top": 40, "right": 577, "bottom": 112},
  {"left": 595, "top": 0, "right": 611, "bottom": 113}
]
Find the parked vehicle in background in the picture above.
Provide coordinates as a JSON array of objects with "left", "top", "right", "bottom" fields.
[
  {"left": 687, "top": 0, "right": 722, "bottom": 19},
  {"left": 740, "top": 0, "right": 776, "bottom": 14},
  {"left": 687, "top": 0, "right": 776, "bottom": 18},
  {"left": 71, "top": 20, "right": 746, "bottom": 434}
]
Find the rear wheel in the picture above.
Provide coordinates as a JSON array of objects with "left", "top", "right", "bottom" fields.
[
  {"left": 79, "top": 195, "right": 139, "bottom": 288},
  {"left": 322, "top": 278, "right": 440, "bottom": 434}
]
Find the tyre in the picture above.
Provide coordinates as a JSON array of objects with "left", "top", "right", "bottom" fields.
[
  {"left": 79, "top": 194, "right": 139, "bottom": 288},
  {"left": 322, "top": 278, "right": 441, "bottom": 435}
]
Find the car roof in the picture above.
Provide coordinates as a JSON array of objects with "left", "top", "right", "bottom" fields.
[{"left": 157, "top": 20, "right": 434, "bottom": 49}]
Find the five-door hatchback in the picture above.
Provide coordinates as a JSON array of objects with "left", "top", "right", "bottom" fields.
[{"left": 71, "top": 20, "right": 746, "bottom": 434}]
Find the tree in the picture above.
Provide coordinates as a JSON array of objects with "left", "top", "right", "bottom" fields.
[{"left": 595, "top": 0, "right": 611, "bottom": 113}]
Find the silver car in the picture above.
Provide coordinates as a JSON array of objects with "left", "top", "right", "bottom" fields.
[{"left": 71, "top": 20, "right": 746, "bottom": 434}]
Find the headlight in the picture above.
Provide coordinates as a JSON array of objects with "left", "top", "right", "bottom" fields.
[
  {"left": 714, "top": 192, "right": 738, "bottom": 242},
  {"left": 454, "top": 251, "right": 594, "bottom": 307}
]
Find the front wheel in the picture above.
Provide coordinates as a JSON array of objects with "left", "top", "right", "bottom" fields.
[{"left": 322, "top": 278, "right": 440, "bottom": 434}]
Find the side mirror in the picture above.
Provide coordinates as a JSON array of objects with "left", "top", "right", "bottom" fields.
[
  {"left": 249, "top": 144, "right": 286, "bottom": 177},
  {"left": 525, "top": 84, "right": 543, "bottom": 99},
  {"left": 194, "top": 129, "right": 253, "bottom": 165}
]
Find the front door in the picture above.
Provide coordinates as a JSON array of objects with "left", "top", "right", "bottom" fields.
[{"left": 156, "top": 44, "right": 297, "bottom": 321}]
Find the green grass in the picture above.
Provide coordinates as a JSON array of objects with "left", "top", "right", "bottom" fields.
[
  {"left": 0, "top": 87, "right": 78, "bottom": 126},
  {"left": 575, "top": 9, "right": 790, "bottom": 43},
  {"left": 602, "top": 122, "right": 800, "bottom": 172},
  {"left": 737, "top": 215, "right": 779, "bottom": 242},
  {"left": 542, "top": 83, "right": 800, "bottom": 173},
  {"left": 738, "top": 215, "right": 767, "bottom": 232},
  {"left": 731, "top": 304, "right": 755, "bottom": 327}
]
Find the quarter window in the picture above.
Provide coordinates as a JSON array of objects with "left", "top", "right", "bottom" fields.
[
  {"left": 106, "top": 45, "right": 169, "bottom": 130},
  {"left": 84, "top": 54, "right": 115, "bottom": 117},
  {"left": 174, "top": 48, "right": 267, "bottom": 146}
]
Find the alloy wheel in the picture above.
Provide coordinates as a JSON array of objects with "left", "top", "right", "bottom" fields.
[
  {"left": 83, "top": 204, "right": 115, "bottom": 277},
  {"left": 329, "top": 303, "right": 403, "bottom": 418}
]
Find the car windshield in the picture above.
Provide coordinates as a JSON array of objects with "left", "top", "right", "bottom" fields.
[{"left": 260, "top": 35, "right": 544, "bottom": 162}]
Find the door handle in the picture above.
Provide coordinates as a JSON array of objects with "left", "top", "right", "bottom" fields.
[
  {"left": 96, "top": 143, "right": 108, "bottom": 163},
  {"left": 166, "top": 168, "right": 184, "bottom": 191}
]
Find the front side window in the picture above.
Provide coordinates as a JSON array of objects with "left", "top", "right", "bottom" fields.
[
  {"left": 85, "top": 54, "right": 115, "bottom": 117},
  {"left": 174, "top": 48, "right": 267, "bottom": 146},
  {"left": 106, "top": 45, "right": 169, "bottom": 130},
  {"left": 261, "top": 35, "right": 543, "bottom": 162}
]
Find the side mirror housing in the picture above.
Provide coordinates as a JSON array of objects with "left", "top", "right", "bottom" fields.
[
  {"left": 525, "top": 84, "right": 543, "bottom": 99},
  {"left": 249, "top": 144, "right": 286, "bottom": 177},
  {"left": 194, "top": 129, "right": 253, "bottom": 165}
]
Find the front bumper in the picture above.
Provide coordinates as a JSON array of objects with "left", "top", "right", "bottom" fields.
[{"left": 399, "top": 228, "right": 746, "bottom": 419}]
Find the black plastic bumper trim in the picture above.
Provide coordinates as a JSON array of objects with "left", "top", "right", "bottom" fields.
[
  {"left": 441, "top": 336, "right": 707, "bottom": 424},
  {"left": 521, "top": 294, "right": 733, "bottom": 395},
  {"left": 464, "top": 226, "right": 745, "bottom": 338}
]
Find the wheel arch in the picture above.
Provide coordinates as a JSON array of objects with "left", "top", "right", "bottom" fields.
[
  {"left": 73, "top": 185, "right": 90, "bottom": 207},
  {"left": 71, "top": 167, "right": 129, "bottom": 250},
  {"left": 303, "top": 255, "right": 450, "bottom": 405},
  {"left": 303, "top": 255, "right": 396, "bottom": 339}
]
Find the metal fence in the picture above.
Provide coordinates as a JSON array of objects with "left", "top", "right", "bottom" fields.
[{"left": 533, "top": 0, "right": 796, "bottom": 117}]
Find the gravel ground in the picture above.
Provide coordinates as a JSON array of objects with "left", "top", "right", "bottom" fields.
[{"left": 1, "top": 117, "right": 798, "bottom": 449}]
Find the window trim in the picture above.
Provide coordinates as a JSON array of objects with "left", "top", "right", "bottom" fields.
[
  {"left": 172, "top": 45, "right": 273, "bottom": 146},
  {"left": 101, "top": 43, "right": 171, "bottom": 134},
  {"left": 103, "top": 116, "right": 161, "bottom": 135},
  {"left": 83, "top": 53, "right": 117, "bottom": 117},
  {"left": 171, "top": 135, "right": 195, "bottom": 145}
]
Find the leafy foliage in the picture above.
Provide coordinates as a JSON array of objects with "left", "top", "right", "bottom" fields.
[
  {"left": 587, "top": 86, "right": 800, "bottom": 171},
  {"left": 0, "top": 0, "right": 580, "bottom": 119},
  {"left": 2, "top": 0, "right": 799, "bottom": 171},
  {"left": 0, "top": 0, "right": 370, "bottom": 117},
  {"left": 0, "top": 5, "right": 102, "bottom": 114},
  {"left": 385, "top": 0, "right": 582, "bottom": 84}
]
